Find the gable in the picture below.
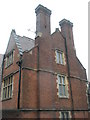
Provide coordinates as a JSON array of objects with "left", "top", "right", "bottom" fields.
[
  {"left": 5, "top": 30, "right": 16, "bottom": 55},
  {"left": 5, "top": 30, "right": 35, "bottom": 56},
  {"left": 51, "top": 30, "right": 65, "bottom": 51}
]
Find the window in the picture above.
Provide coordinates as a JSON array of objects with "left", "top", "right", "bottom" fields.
[
  {"left": 57, "top": 74, "right": 68, "bottom": 98},
  {"left": 87, "top": 83, "right": 90, "bottom": 109},
  {"left": 5, "top": 51, "right": 13, "bottom": 68},
  {"left": 55, "top": 50, "right": 65, "bottom": 65},
  {"left": 2, "top": 75, "right": 13, "bottom": 100},
  {"left": 59, "top": 111, "right": 71, "bottom": 120}
]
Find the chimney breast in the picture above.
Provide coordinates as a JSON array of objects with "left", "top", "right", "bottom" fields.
[{"left": 35, "top": 4, "right": 51, "bottom": 37}]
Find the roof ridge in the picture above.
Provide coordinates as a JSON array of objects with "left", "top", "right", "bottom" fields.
[{"left": 19, "top": 35, "right": 35, "bottom": 41}]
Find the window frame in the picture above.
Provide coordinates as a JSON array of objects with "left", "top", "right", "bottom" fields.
[
  {"left": 55, "top": 50, "right": 65, "bottom": 65},
  {"left": 59, "top": 111, "right": 71, "bottom": 119},
  {"left": 57, "top": 74, "right": 69, "bottom": 98},
  {"left": 87, "top": 83, "right": 90, "bottom": 109},
  {"left": 5, "top": 50, "right": 14, "bottom": 68},
  {"left": 1, "top": 74, "right": 13, "bottom": 100}
]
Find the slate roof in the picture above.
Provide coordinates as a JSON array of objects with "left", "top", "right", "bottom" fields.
[
  {"left": 5, "top": 30, "right": 35, "bottom": 55},
  {"left": 18, "top": 36, "right": 35, "bottom": 52}
]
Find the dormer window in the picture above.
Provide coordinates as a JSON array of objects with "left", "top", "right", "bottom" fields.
[{"left": 5, "top": 51, "right": 13, "bottom": 68}]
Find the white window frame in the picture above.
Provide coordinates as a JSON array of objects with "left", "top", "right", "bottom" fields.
[
  {"left": 57, "top": 74, "right": 69, "bottom": 98},
  {"left": 59, "top": 111, "right": 71, "bottom": 119},
  {"left": 1, "top": 75, "right": 13, "bottom": 100},
  {"left": 55, "top": 50, "right": 65, "bottom": 65}
]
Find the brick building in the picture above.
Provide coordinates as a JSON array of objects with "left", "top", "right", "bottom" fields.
[{"left": 1, "top": 4, "right": 89, "bottom": 119}]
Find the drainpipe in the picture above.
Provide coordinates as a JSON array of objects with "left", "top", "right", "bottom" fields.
[
  {"left": 64, "top": 37, "right": 74, "bottom": 118},
  {"left": 16, "top": 58, "right": 22, "bottom": 109}
]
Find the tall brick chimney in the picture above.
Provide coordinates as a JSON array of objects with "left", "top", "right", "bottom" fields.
[
  {"left": 35, "top": 4, "right": 51, "bottom": 37},
  {"left": 59, "top": 19, "right": 76, "bottom": 55}
]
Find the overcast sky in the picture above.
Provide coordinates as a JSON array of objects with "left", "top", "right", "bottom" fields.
[{"left": 0, "top": 0, "right": 88, "bottom": 77}]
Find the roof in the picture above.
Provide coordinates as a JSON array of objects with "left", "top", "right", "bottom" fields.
[
  {"left": 18, "top": 36, "right": 35, "bottom": 52},
  {"left": 5, "top": 30, "right": 35, "bottom": 56}
]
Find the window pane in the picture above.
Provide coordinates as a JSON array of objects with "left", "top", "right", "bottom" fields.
[
  {"left": 61, "top": 112, "right": 69, "bottom": 119},
  {"left": 12, "top": 52, "right": 13, "bottom": 63},
  {"left": 60, "top": 52, "right": 63, "bottom": 64},
  {"left": 5, "top": 87, "right": 7, "bottom": 98},
  {"left": 66, "top": 112, "right": 69, "bottom": 119},
  {"left": 9, "top": 55, "right": 11, "bottom": 64},
  {"left": 65, "top": 112, "right": 69, "bottom": 120},
  {"left": 56, "top": 51, "right": 59, "bottom": 63},
  {"left": 3, "top": 88, "right": 5, "bottom": 99},
  {"left": 11, "top": 76, "right": 13, "bottom": 83},
  {"left": 61, "top": 112, "right": 64, "bottom": 119},
  {"left": 59, "top": 85, "right": 63, "bottom": 96},
  {"left": 8, "top": 86, "right": 10, "bottom": 98},
  {"left": 4, "top": 80, "right": 5, "bottom": 87},
  {"left": 5, "top": 80, "right": 7, "bottom": 87},
  {"left": 62, "top": 76, "right": 65, "bottom": 84},
  {"left": 58, "top": 76, "right": 61, "bottom": 84},
  {"left": 10, "top": 85, "right": 12, "bottom": 97},
  {"left": 62, "top": 85, "right": 66, "bottom": 96},
  {"left": 9, "top": 77, "right": 10, "bottom": 84},
  {"left": 9, "top": 52, "right": 13, "bottom": 64}
]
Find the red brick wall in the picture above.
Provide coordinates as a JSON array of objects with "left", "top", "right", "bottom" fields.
[
  {"left": 74, "top": 111, "right": 88, "bottom": 118},
  {"left": 35, "top": 29, "right": 88, "bottom": 118},
  {"left": 2, "top": 44, "right": 20, "bottom": 109},
  {"left": 71, "top": 78, "right": 88, "bottom": 109},
  {"left": 20, "top": 47, "right": 38, "bottom": 109}
]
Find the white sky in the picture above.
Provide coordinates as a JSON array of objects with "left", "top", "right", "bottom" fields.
[{"left": 0, "top": 0, "right": 88, "bottom": 77}]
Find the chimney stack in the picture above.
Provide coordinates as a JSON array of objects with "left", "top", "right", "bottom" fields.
[
  {"left": 35, "top": 4, "right": 51, "bottom": 37},
  {"left": 59, "top": 19, "right": 76, "bottom": 55},
  {"left": 59, "top": 19, "right": 73, "bottom": 39}
]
